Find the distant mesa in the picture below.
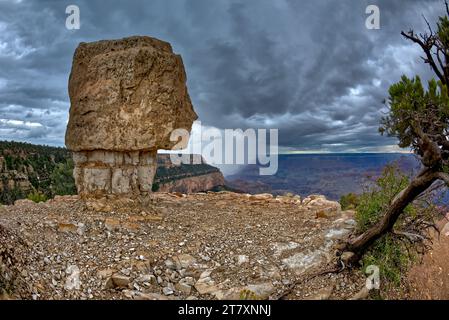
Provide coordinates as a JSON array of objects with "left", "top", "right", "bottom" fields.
[{"left": 65, "top": 36, "right": 198, "bottom": 198}]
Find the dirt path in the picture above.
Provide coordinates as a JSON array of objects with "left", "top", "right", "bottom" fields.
[{"left": 407, "top": 217, "right": 449, "bottom": 300}]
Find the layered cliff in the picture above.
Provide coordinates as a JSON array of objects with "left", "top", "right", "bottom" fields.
[
  {"left": 157, "top": 171, "right": 225, "bottom": 193},
  {"left": 154, "top": 154, "right": 225, "bottom": 193},
  {"left": 0, "top": 141, "right": 71, "bottom": 204},
  {"left": 0, "top": 141, "right": 227, "bottom": 204}
]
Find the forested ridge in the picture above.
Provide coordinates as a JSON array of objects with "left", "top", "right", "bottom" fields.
[{"left": 0, "top": 141, "right": 223, "bottom": 204}]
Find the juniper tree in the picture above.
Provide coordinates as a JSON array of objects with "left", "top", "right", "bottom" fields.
[{"left": 345, "top": 2, "right": 449, "bottom": 260}]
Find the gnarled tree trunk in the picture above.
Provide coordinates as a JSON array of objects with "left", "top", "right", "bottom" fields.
[{"left": 345, "top": 168, "right": 437, "bottom": 262}]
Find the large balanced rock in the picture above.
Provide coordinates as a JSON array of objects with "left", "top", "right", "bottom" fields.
[{"left": 65, "top": 36, "right": 197, "bottom": 197}]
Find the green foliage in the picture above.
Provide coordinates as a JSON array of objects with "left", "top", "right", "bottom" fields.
[
  {"left": 437, "top": 15, "right": 449, "bottom": 48},
  {"left": 339, "top": 192, "right": 359, "bottom": 210},
  {"left": 380, "top": 76, "right": 449, "bottom": 151},
  {"left": 0, "top": 140, "right": 73, "bottom": 204},
  {"left": 355, "top": 165, "right": 418, "bottom": 285},
  {"left": 356, "top": 165, "right": 413, "bottom": 233},
  {"left": 50, "top": 159, "right": 77, "bottom": 196},
  {"left": 0, "top": 186, "right": 24, "bottom": 205},
  {"left": 151, "top": 182, "right": 160, "bottom": 192},
  {"left": 27, "top": 191, "right": 48, "bottom": 203},
  {"left": 239, "top": 289, "right": 260, "bottom": 300},
  {"left": 361, "top": 235, "right": 411, "bottom": 287},
  {"left": 363, "top": 3, "right": 449, "bottom": 290}
]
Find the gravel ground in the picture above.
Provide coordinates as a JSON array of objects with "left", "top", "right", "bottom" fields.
[{"left": 0, "top": 192, "right": 368, "bottom": 300}]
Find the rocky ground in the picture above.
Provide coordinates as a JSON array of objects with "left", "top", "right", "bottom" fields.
[{"left": 0, "top": 191, "right": 374, "bottom": 300}]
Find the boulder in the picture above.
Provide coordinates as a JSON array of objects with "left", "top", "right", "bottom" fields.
[
  {"left": 303, "top": 195, "right": 341, "bottom": 215},
  {"left": 65, "top": 36, "right": 197, "bottom": 197}
]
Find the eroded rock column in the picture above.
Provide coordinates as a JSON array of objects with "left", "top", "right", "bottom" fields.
[
  {"left": 72, "top": 151, "right": 157, "bottom": 196},
  {"left": 65, "top": 36, "right": 197, "bottom": 198}
]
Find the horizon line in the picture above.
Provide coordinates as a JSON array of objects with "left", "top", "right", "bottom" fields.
[{"left": 0, "top": 139, "right": 413, "bottom": 155}]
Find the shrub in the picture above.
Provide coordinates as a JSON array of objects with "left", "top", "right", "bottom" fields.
[
  {"left": 27, "top": 191, "right": 48, "bottom": 203},
  {"left": 355, "top": 165, "right": 413, "bottom": 233},
  {"left": 50, "top": 159, "right": 77, "bottom": 196},
  {"left": 239, "top": 289, "right": 260, "bottom": 300},
  {"left": 339, "top": 193, "right": 359, "bottom": 210},
  {"left": 354, "top": 164, "right": 435, "bottom": 286},
  {"left": 152, "top": 182, "right": 160, "bottom": 192}
]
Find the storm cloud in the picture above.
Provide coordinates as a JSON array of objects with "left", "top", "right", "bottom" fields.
[{"left": 0, "top": 0, "right": 444, "bottom": 151}]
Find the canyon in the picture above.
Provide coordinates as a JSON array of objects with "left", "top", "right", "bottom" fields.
[{"left": 0, "top": 141, "right": 227, "bottom": 204}]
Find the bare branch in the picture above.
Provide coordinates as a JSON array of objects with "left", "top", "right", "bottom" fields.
[
  {"left": 401, "top": 30, "right": 446, "bottom": 84},
  {"left": 422, "top": 14, "right": 434, "bottom": 36},
  {"left": 393, "top": 230, "right": 426, "bottom": 242}
]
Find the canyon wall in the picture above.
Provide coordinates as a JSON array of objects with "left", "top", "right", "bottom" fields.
[
  {"left": 157, "top": 171, "right": 225, "bottom": 194},
  {"left": 0, "top": 141, "right": 227, "bottom": 204},
  {"left": 154, "top": 154, "right": 226, "bottom": 193}
]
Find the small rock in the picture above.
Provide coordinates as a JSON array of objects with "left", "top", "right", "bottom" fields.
[
  {"left": 163, "top": 287, "right": 174, "bottom": 296},
  {"left": 244, "top": 283, "right": 275, "bottom": 300},
  {"left": 173, "top": 254, "right": 196, "bottom": 270},
  {"left": 194, "top": 271, "right": 219, "bottom": 295},
  {"left": 136, "top": 274, "right": 156, "bottom": 285},
  {"left": 123, "top": 290, "right": 134, "bottom": 299},
  {"left": 340, "top": 252, "right": 355, "bottom": 264},
  {"left": 103, "top": 277, "right": 115, "bottom": 290},
  {"left": 97, "top": 268, "right": 115, "bottom": 279},
  {"left": 77, "top": 223, "right": 86, "bottom": 235},
  {"left": 64, "top": 265, "right": 81, "bottom": 290},
  {"left": 325, "top": 228, "right": 351, "bottom": 241},
  {"left": 236, "top": 255, "right": 249, "bottom": 265},
  {"left": 184, "top": 277, "right": 195, "bottom": 286},
  {"left": 104, "top": 218, "right": 121, "bottom": 232},
  {"left": 175, "top": 281, "right": 192, "bottom": 295},
  {"left": 165, "top": 259, "right": 176, "bottom": 270},
  {"left": 58, "top": 223, "right": 78, "bottom": 234},
  {"left": 111, "top": 274, "right": 131, "bottom": 288}
]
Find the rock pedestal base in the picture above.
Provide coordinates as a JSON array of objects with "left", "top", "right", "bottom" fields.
[{"left": 72, "top": 150, "right": 157, "bottom": 197}]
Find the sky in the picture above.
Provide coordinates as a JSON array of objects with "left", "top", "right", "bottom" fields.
[{"left": 0, "top": 0, "right": 445, "bottom": 153}]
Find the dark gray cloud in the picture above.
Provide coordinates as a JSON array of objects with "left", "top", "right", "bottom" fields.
[{"left": 0, "top": 0, "right": 444, "bottom": 151}]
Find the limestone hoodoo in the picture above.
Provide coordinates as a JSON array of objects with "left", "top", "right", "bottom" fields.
[{"left": 65, "top": 36, "right": 197, "bottom": 197}]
